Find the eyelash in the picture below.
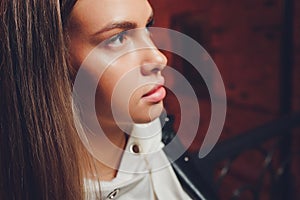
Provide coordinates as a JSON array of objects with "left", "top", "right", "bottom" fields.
[
  {"left": 146, "top": 18, "right": 154, "bottom": 29},
  {"left": 106, "top": 31, "right": 126, "bottom": 45},
  {"left": 105, "top": 18, "right": 155, "bottom": 47}
]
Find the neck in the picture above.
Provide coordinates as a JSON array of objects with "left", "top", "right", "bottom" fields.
[{"left": 87, "top": 116, "right": 129, "bottom": 181}]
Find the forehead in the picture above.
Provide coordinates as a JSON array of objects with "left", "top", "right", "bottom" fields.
[{"left": 70, "top": 0, "right": 153, "bottom": 33}]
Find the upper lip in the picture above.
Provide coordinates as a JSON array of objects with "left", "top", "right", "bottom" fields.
[{"left": 142, "top": 79, "right": 165, "bottom": 97}]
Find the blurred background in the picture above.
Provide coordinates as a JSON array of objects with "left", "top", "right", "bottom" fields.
[{"left": 150, "top": 0, "right": 300, "bottom": 199}]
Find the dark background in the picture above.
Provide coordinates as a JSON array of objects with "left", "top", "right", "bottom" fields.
[{"left": 150, "top": 0, "right": 300, "bottom": 199}]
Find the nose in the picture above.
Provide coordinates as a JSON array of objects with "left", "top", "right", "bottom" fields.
[{"left": 140, "top": 47, "right": 167, "bottom": 76}]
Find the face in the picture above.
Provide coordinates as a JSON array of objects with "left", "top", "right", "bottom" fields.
[{"left": 67, "top": 0, "right": 167, "bottom": 126}]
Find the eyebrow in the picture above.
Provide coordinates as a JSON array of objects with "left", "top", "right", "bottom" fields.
[{"left": 91, "top": 11, "right": 154, "bottom": 37}]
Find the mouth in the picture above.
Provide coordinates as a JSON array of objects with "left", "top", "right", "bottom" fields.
[{"left": 142, "top": 85, "right": 166, "bottom": 103}]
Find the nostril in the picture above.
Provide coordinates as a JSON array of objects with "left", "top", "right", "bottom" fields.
[
  {"left": 151, "top": 67, "right": 161, "bottom": 74},
  {"left": 141, "top": 63, "right": 165, "bottom": 76}
]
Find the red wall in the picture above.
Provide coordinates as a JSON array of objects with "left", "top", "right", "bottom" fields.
[
  {"left": 150, "top": 0, "right": 300, "bottom": 140},
  {"left": 150, "top": 0, "right": 300, "bottom": 199}
]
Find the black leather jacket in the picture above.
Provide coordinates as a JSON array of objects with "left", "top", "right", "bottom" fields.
[{"left": 161, "top": 115, "right": 213, "bottom": 200}]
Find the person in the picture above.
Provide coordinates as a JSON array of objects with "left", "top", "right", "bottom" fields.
[{"left": 0, "top": 0, "right": 196, "bottom": 199}]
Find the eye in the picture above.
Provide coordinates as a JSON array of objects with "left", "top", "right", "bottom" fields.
[{"left": 105, "top": 31, "right": 127, "bottom": 47}]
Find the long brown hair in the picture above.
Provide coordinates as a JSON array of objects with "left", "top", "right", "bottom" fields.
[{"left": 0, "top": 0, "right": 94, "bottom": 199}]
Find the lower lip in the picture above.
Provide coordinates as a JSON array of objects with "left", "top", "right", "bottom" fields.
[{"left": 142, "top": 86, "right": 166, "bottom": 103}]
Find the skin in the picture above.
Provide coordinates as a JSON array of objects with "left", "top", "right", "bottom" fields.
[{"left": 67, "top": 0, "right": 167, "bottom": 180}]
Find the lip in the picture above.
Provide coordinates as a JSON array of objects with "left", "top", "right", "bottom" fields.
[{"left": 142, "top": 85, "right": 166, "bottom": 103}]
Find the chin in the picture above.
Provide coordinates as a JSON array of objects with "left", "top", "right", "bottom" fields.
[{"left": 131, "top": 102, "right": 164, "bottom": 124}]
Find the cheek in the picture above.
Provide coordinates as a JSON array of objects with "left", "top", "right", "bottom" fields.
[
  {"left": 99, "top": 56, "right": 141, "bottom": 99},
  {"left": 95, "top": 61, "right": 136, "bottom": 113},
  {"left": 68, "top": 44, "right": 98, "bottom": 83},
  {"left": 93, "top": 52, "right": 157, "bottom": 122},
  {"left": 98, "top": 68, "right": 126, "bottom": 101}
]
